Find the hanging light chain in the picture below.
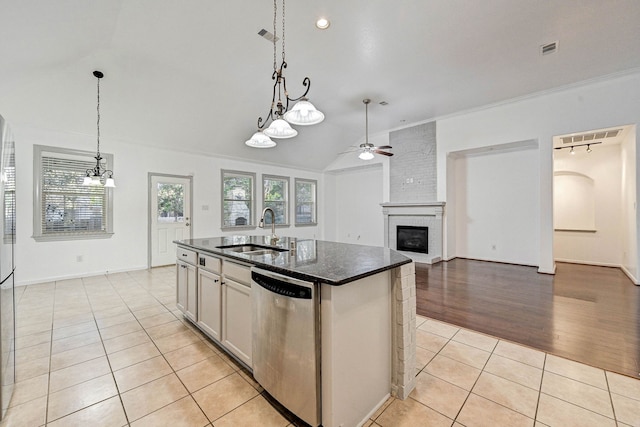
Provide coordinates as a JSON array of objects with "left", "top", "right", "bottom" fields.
[
  {"left": 272, "top": 0, "right": 277, "bottom": 72},
  {"left": 281, "top": 0, "right": 286, "bottom": 62},
  {"left": 96, "top": 74, "right": 101, "bottom": 156}
]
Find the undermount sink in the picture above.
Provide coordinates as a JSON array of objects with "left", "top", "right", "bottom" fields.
[{"left": 216, "top": 244, "right": 288, "bottom": 256}]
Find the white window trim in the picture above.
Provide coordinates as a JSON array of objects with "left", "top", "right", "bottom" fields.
[
  {"left": 294, "top": 178, "right": 318, "bottom": 227},
  {"left": 262, "top": 174, "right": 290, "bottom": 228},
  {"left": 221, "top": 169, "right": 256, "bottom": 231},
  {"left": 32, "top": 145, "right": 114, "bottom": 242}
]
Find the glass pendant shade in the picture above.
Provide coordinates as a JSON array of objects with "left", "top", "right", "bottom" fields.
[
  {"left": 83, "top": 176, "right": 93, "bottom": 185},
  {"left": 90, "top": 176, "right": 102, "bottom": 186},
  {"left": 245, "top": 131, "right": 277, "bottom": 148},
  {"left": 263, "top": 119, "right": 298, "bottom": 139},
  {"left": 104, "top": 177, "right": 116, "bottom": 188},
  {"left": 283, "top": 99, "right": 325, "bottom": 125},
  {"left": 359, "top": 150, "right": 375, "bottom": 160}
]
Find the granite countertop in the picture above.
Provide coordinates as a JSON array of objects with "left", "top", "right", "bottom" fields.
[{"left": 175, "top": 235, "right": 411, "bottom": 286}]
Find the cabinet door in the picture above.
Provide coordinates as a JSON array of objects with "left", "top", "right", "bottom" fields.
[
  {"left": 222, "top": 278, "right": 252, "bottom": 366},
  {"left": 198, "top": 269, "right": 222, "bottom": 341},
  {"left": 185, "top": 262, "right": 197, "bottom": 321},
  {"left": 176, "top": 261, "right": 188, "bottom": 314}
]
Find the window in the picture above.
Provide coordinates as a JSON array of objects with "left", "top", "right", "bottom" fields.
[
  {"left": 222, "top": 170, "right": 255, "bottom": 228},
  {"left": 295, "top": 178, "right": 317, "bottom": 225},
  {"left": 2, "top": 141, "right": 15, "bottom": 243},
  {"left": 263, "top": 175, "right": 289, "bottom": 226},
  {"left": 33, "top": 145, "right": 114, "bottom": 241}
]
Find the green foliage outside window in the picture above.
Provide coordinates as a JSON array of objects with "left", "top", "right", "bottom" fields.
[
  {"left": 157, "top": 183, "right": 184, "bottom": 222},
  {"left": 263, "top": 176, "right": 288, "bottom": 225}
]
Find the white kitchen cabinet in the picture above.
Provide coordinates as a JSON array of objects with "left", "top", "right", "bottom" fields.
[
  {"left": 197, "top": 268, "right": 222, "bottom": 341},
  {"left": 176, "top": 259, "right": 197, "bottom": 321},
  {"left": 222, "top": 263, "right": 252, "bottom": 367}
]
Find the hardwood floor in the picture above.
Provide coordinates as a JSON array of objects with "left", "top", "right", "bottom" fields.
[{"left": 416, "top": 259, "right": 640, "bottom": 379}]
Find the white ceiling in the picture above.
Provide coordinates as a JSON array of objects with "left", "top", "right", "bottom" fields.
[{"left": 1, "top": 0, "right": 640, "bottom": 171}]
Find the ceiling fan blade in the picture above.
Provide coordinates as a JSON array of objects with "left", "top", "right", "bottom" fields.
[
  {"left": 375, "top": 145, "right": 392, "bottom": 150},
  {"left": 374, "top": 150, "right": 394, "bottom": 156}
]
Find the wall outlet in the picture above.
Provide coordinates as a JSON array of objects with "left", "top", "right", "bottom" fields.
[
  {"left": 491, "top": 244, "right": 496, "bottom": 250},
  {"left": 76, "top": 255, "right": 83, "bottom": 262},
  {"left": 202, "top": 205, "right": 209, "bottom": 211}
]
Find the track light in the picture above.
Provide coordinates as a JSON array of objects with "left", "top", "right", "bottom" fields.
[{"left": 554, "top": 141, "right": 602, "bottom": 154}]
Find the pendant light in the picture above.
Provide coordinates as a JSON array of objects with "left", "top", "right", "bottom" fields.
[
  {"left": 248, "top": 0, "right": 324, "bottom": 147},
  {"left": 83, "top": 70, "right": 115, "bottom": 187},
  {"left": 245, "top": 130, "right": 277, "bottom": 148}
]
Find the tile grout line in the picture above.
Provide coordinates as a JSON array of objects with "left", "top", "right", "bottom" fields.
[
  {"left": 84, "top": 274, "right": 133, "bottom": 427},
  {"left": 532, "top": 353, "right": 548, "bottom": 425},
  {"left": 102, "top": 269, "right": 233, "bottom": 426},
  {"left": 603, "top": 371, "right": 620, "bottom": 426}
]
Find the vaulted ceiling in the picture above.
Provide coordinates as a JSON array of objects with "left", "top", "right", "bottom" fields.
[{"left": 1, "top": 0, "right": 639, "bottom": 170}]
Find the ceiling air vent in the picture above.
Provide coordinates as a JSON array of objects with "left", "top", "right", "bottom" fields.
[
  {"left": 540, "top": 41, "right": 558, "bottom": 55},
  {"left": 258, "top": 29, "right": 279, "bottom": 42},
  {"left": 562, "top": 129, "right": 623, "bottom": 144}
]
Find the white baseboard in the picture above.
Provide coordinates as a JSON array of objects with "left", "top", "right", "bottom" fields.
[
  {"left": 16, "top": 265, "right": 150, "bottom": 287},
  {"left": 620, "top": 264, "right": 640, "bottom": 285},
  {"left": 538, "top": 263, "right": 556, "bottom": 275},
  {"left": 554, "top": 258, "right": 620, "bottom": 268}
]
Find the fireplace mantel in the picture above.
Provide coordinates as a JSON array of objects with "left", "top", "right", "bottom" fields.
[{"left": 381, "top": 202, "right": 445, "bottom": 264}]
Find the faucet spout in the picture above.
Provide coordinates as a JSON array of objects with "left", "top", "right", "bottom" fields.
[{"left": 259, "top": 207, "right": 278, "bottom": 245}]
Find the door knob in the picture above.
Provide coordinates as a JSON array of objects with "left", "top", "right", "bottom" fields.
[{"left": 186, "top": 223, "right": 190, "bottom": 226}]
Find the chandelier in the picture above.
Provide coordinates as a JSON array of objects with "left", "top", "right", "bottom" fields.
[
  {"left": 245, "top": 0, "right": 324, "bottom": 148},
  {"left": 83, "top": 71, "right": 115, "bottom": 187}
]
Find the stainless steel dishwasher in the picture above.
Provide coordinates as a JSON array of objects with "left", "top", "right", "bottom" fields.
[{"left": 251, "top": 268, "right": 321, "bottom": 426}]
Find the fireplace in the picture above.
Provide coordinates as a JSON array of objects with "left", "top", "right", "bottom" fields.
[
  {"left": 397, "top": 226, "right": 428, "bottom": 254},
  {"left": 381, "top": 202, "right": 444, "bottom": 264}
]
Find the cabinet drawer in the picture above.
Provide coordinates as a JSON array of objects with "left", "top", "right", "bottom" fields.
[
  {"left": 224, "top": 261, "right": 251, "bottom": 285},
  {"left": 198, "top": 253, "right": 221, "bottom": 273},
  {"left": 176, "top": 247, "right": 197, "bottom": 265}
]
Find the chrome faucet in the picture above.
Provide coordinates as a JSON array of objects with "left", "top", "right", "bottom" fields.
[{"left": 259, "top": 207, "right": 279, "bottom": 245}]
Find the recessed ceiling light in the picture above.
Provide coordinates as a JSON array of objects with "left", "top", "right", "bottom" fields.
[{"left": 316, "top": 17, "right": 330, "bottom": 29}]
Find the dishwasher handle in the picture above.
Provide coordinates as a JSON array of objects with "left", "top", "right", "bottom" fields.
[{"left": 251, "top": 271, "right": 313, "bottom": 299}]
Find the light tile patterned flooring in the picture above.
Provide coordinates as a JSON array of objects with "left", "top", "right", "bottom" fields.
[{"left": 2, "top": 266, "right": 640, "bottom": 426}]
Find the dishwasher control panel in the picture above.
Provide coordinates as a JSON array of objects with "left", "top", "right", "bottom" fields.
[{"left": 251, "top": 271, "right": 312, "bottom": 299}]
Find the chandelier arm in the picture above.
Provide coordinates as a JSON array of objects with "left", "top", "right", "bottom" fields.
[
  {"left": 257, "top": 109, "right": 275, "bottom": 130},
  {"left": 286, "top": 77, "right": 311, "bottom": 102}
]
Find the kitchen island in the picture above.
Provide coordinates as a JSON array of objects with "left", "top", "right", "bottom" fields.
[{"left": 175, "top": 235, "right": 417, "bottom": 427}]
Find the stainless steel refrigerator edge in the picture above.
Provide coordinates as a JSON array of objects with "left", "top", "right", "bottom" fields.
[{"left": 0, "top": 115, "right": 16, "bottom": 419}]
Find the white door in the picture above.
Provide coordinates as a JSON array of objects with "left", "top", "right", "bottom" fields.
[{"left": 150, "top": 174, "right": 192, "bottom": 267}]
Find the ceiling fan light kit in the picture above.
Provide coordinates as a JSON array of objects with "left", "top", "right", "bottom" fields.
[{"left": 247, "top": 0, "right": 324, "bottom": 148}]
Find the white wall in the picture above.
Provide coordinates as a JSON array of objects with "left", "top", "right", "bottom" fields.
[
  {"left": 438, "top": 70, "right": 640, "bottom": 274},
  {"left": 553, "top": 144, "right": 623, "bottom": 266},
  {"left": 14, "top": 126, "right": 323, "bottom": 285},
  {"left": 621, "top": 127, "right": 639, "bottom": 282},
  {"left": 325, "top": 165, "right": 384, "bottom": 247},
  {"left": 452, "top": 145, "right": 539, "bottom": 265},
  {"left": 324, "top": 132, "right": 390, "bottom": 245}
]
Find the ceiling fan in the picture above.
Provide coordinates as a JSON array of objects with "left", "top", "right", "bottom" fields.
[{"left": 358, "top": 99, "right": 393, "bottom": 160}]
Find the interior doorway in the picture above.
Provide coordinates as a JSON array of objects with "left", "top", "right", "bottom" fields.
[
  {"left": 148, "top": 173, "right": 193, "bottom": 267},
  {"left": 552, "top": 124, "right": 638, "bottom": 283}
]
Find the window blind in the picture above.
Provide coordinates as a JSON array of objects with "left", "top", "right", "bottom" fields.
[{"left": 41, "top": 156, "right": 107, "bottom": 234}]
